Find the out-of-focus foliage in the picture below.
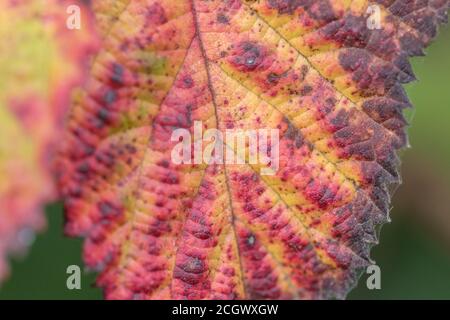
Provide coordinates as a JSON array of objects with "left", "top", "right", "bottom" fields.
[{"left": 0, "top": 0, "right": 97, "bottom": 282}]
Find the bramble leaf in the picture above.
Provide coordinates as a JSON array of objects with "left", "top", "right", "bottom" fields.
[
  {"left": 0, "top": 0, "right": 97, "bottom": 281},
  {"left": 57, "top": 0, "right": 449, "bottom": 299}
]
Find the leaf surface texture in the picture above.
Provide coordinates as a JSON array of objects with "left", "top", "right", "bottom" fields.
[{"left": 57, "top": 0, "right": 449, "bottom": 299}]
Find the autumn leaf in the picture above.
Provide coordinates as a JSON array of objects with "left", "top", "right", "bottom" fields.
[
  {"left": 0, "top": 0, "right": 97, "bottom": 281},
  {"left": 57, "top": 0, "right": 449, "bottom": 299}
]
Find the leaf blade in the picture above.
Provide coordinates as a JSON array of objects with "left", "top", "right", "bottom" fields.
[{"left": 58, "top": 0, "right": 449, "bottom": 299}]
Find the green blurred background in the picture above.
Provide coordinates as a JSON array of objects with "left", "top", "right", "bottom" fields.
[{"left": 0, "top": 26, "right": 449, "bottom": 300}]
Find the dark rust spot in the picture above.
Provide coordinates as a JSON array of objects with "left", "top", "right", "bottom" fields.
[
  {"left": 178, "top": 74, "right": 194, "bottom": 89},
  {"left": 181, "top": 256, "right": 205, "bottom": 274},
  {"left": 111, "top": 63, "right": 124, "bottom": 85},
  {"left": 300, "top": 85, "right": 313, "bottom": 96},
  {"left": 230, "top": 41, "right": 267, "bottom": 72},
  {"left": 217, "top": 12, "right": 230, "bottom": 24},
  {"left": 146, "top": 3, "right": 168, "bottom": 26},
  {"left": 267, "top": 72, "right": 281, "bottom": 84},
  {"left": 104, "top": 90, "right": 117, "bottom": 105},
  {"left": 98, "top": 201, "right": 122, "bottom": 217}
]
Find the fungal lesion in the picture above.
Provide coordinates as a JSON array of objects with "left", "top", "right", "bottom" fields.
[
  {"left": 217, "top": 12, "right": 230, "bottom": 24},
  {"left": 266, "top": 72, "right": 281, "bottom": 84},
  {"left": 229, "top": 41, "right": 267, "bottom": 72},
  {"left": 182, "top": 256, "right": 205, "bottom": 274},
  {"left": 110, "top": 63, "right": 125, "bottom": 85},
  {"left": 97, "top": 200, "right": 123, "bottom": 218}
]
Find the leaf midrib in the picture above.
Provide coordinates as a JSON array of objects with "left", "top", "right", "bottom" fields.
[{"left": 190, "top": 0, "right": 250, "bottom": 299}]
